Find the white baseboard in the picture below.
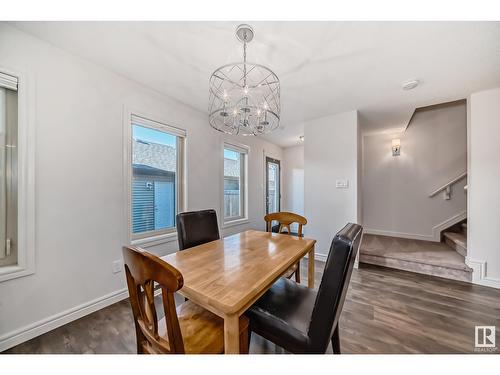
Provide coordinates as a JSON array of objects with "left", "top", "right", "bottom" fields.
[
  {"left": 0, "top": 288, "right": 129, "bottom": 352},
  {"left": 466, "top": 257, "right": 500, "bottom": 289},
  {"left": 303, "top": 252, "right": 359, "bottom": 268},
  {"left": 363, "top": 228, "right": 434, "bottom": 242},
  {"left": 364, "top": 211, "right": 468, "bottom": 243},
  {"left": 314, "top": 252, "right": 328, "bottom": 262},
  {"left": 303, "top": 252, "right": 327, "bottom": 262}
]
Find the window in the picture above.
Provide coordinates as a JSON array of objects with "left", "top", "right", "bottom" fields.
[
  {"left": 130, "top": 115, "right": 185, "bottom": 240},
  {"left": 0, "top": 73, "right": 18, "bottom": 270},
  {"left": 0, "top": 70, "right": 35, "bottom": 283},
  {"left": 223, "top": 143, "right": 247, "bottom": 223}
]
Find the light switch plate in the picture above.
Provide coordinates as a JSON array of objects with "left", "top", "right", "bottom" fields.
[
  {"left": 336, "top": 179, "right": 349, "bottom": 189},
  {"left": 112, "top": 260, "right": 123, "bottom": 274}
]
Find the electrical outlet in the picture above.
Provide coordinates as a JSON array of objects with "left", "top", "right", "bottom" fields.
[
  {"left": 112, "top": 260, "right": 123, "bottom": 274},
  {"left": 335, "top": 179, "right": 349, "bottom": 189}
]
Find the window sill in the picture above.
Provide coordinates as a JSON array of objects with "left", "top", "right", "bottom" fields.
[
  {"left": 131, "top": 231, "right": 178, "bottom": 248},
  {"left": 0, "top": 264, "right": 35, "bottom": 283},
  {"left": 222, "top": 218, "right": 250, "bottom": 229}
]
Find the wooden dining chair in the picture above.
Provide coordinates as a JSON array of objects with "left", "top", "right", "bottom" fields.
[
  {"left": 264, "top": 211, "right": 307, "bottom": 283},
  {"left": 122, "top": 246, "right": 249, "bottom": 354}
]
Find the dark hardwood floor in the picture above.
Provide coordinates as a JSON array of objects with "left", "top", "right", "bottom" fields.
[{"left": 4, "top": 262, "right": 500, "bottom": 354}]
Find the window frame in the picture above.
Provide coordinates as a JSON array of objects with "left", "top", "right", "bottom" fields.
[
  {"left": 222, "top": 142, "right": 249, "bottom": 227},
  {"left": 124, "top": 110, "right": 186, "bottom": 247},
  {"left": 0, "top": 67, "right": 36, "bottom": 283}
]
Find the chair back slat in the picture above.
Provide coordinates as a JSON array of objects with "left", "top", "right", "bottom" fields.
[
  {"left": 307, "top": 223, "right": 363, "bottom": 353},
  {"left": 264, "top": 211, "right": 307, "bottom": 237},
  {"left": 123, "top": 246, "right": 185, "bottom": 354}
]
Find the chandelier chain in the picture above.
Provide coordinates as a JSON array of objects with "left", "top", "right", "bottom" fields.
[{"left": 243, "top": 39, "right": 247, "bottom": 87}]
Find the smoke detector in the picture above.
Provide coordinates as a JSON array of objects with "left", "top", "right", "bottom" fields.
[{"left": 402, "top": 79, "right": 419, "bottom": 90}]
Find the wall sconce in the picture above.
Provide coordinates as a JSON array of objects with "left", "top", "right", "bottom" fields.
[{"left": 392, "top": 139, "right": 401, "bottom": 156}]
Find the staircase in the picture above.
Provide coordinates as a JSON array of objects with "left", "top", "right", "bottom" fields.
[
  {"left": 359, "top": 220, "right": 471, "bottom": 282},
  {"left": 360, "top": 168, "right": 471, "bottom": 282},
  {"left": 443, "top": 222, "right": 467, "bottom": 256}
]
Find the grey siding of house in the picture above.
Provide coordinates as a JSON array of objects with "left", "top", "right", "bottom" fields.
[
  {"left": 132, "top": 178, "right": 155, "bottom": 233},
  {"left": 132, "top": 165, "right": 176, "bottom": 234}
]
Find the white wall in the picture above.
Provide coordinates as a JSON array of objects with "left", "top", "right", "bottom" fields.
[
  {"left": 304, "top": 110, "right": 360, "bottom": 257},
  {"left": 362, "top": 101, "right": 467, "bottom": 241},
  {"left": 0, "top": 24, "right": 282, "bottom": 350},
  {"left": 282, "top": 145, "right": 304, "bottom": 216},
  {"left": 467, "top": 87, "right": 500, "bottom": 288}
]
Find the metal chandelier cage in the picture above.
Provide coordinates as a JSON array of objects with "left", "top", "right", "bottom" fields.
[{"left": 209, "top": 24, "right": 280, "bottom": 136}]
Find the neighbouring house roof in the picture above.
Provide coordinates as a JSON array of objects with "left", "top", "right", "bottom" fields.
[
  {"left": 133, "top": 138, "right": 240, "bottom": 177},
  {"left": 224, "top": 158, "right": 240, "bottom": 178},
  {"left": 133, "top": 139, "right": 176, "bottom": 172}
]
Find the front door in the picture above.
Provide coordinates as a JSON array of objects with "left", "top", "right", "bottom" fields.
[{"left": 266, "top": 157, "right": 281, "bottom": 214}]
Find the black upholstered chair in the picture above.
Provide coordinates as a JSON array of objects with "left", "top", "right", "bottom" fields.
[
  {"left": 176, "top": 209, "right": 220, "bottom": 250},
  {"left": 246, "top": 223, "right": 363, "bottom": 354}
]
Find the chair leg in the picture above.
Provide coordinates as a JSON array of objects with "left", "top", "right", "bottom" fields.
[
  {"left": 134, "top": 323, "right": 146, "bottom": 354},
  {"left": 331, "top": 324, "right": 341, "bottom": 354},
  {"left": 247, "top": 330, "right": 252, "bottom": 353},
  {"left": 295, "top": 260, "right": 301, "bottom": 283}
]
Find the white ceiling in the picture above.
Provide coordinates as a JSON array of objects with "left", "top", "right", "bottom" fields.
[{"left": 11, "top": 21, "right": 500, "bottom": 147}]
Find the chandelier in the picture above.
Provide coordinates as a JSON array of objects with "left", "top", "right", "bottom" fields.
[{"left": 209, "top": 24, "right": 280, "bottom": 135}]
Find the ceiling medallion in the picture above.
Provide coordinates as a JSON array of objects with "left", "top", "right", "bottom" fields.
[{"left": 209, "top": 24, "right": 280, "bottom": 135}]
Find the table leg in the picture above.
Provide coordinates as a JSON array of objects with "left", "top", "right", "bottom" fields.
[
  {"left": 308, "top": 245, "right": 315, "bottom": 289},
  {"left": 224, "top": 313, "right": 240, "bottom": 354}
]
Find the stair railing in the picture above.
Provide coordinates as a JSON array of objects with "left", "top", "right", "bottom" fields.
[{"left": 428, "top": 172, "right": 467, "bottom": 200}]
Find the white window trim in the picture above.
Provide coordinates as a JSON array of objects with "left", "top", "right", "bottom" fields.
[
  {"left": 123, "top": 107, "right": 187, "bottom": 247},
  {"left": 0, "top": 67, "right": 36, "bottom": 283},
  {"left": 222, "top": 141, "right": 249, "bottom": 227}
]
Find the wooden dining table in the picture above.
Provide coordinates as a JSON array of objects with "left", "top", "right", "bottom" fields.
[{"left": 161, "top": 229, "right": 316, "bottom": 354}]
